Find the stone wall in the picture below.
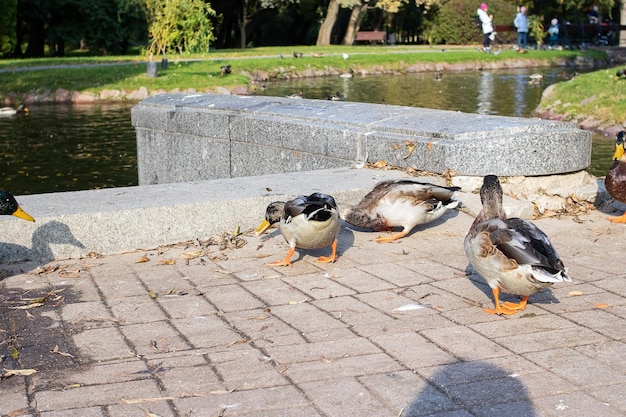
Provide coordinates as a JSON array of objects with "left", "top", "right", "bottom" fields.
[{"left": 131, "top": 93, "right": 592, "bottom": 186}]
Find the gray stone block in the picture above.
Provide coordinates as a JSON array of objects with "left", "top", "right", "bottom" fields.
[{"left": 132, "top": 93, "right": 592, "bottom": 185}]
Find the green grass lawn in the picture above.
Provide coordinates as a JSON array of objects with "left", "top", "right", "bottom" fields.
[{"left": 0, "top": 46, "right": 607, "bottom": 98}]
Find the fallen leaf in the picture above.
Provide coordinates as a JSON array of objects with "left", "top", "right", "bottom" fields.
[
  {"left": 209, "top": 388, "right": 236, "bottom": 395},
  {"left": 594, "top": 303, "right": 609, "bottom": 309},
  {"left": 3, "top": 369, "right": 37, "bottom": 377},
  {"left": 11, "top": 303, "right": 44, "bottom": 310},
  {"left": 9, "top": 346, "right": 19, "bottom": 360},
  {"left": 148, "top": 289, "right": 157, "bottom": 299},
  {"left": 141, "top": 409, "right": 163, "bottom": 417},
  {"left": 401, "top": 141, "right": 415, "bottom": 159},
  {"left": 136, "top": 255, "right": 150, "bottom": 263},
  {"left": 427, "top": 142, "right": 433, "bottom": 151},
  {"left": 120, "top": 397, "right": 175, "bottom": 404},
  {"left": 158, "top": 259, "right": 176, "bottom": 265},
  {"left": 568, "top": 291, "right": 585, "bottom": 296},
  {"left": 288, "top": 298, "right": 310, "bottom": 305},
  {"left": 5, "top": 408, "right": 29, "bottom": 416},
  {"left": 320, "top": 355, "right": 335, "bottom": 363},
  {"left": 51, "top": 345, "right": 75, "bottom": 358},
  {"left": 248, "top": 314, "right": 270, "bottom": 320},
  {"left": 181, "top": 250, "right": 204, "bottom": 260}
]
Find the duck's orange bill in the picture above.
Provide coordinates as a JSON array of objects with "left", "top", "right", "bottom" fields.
[
  {"left": 13, "top": 205, "right": 35, "bottom": 222},
  {"left": 255, "top": 219, "right": 271, "bottom": 236}
]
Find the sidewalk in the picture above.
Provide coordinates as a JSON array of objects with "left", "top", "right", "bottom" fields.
[{"left": 1, "top": 205, "right": 625, "bottom": 416}]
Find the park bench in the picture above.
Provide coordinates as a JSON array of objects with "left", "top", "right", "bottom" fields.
[{"left": 353, "top": 31, "right": 387, "bottom": 44}]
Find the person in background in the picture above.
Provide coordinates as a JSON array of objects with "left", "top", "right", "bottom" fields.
[
  {"left": 548, "top": 18, "right": 559, "bottom": 48},
  {"left": 477, "top": 3, "right": 494, "bottom": 52},
  {"left": 514, "top": 6, "right": 528, "bottom": 50}
]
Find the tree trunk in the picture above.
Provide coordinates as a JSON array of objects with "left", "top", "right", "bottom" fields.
[
  {"left": 342, "top": 2, "right": 369, "bottom": 45},
  {"left": 619, "top": 0, "right": 626, "bottom": 46},
  {"left": 316, "top": 0, "right": 340, "bottom": 46},
  {"left": 24, "top": 18, "right": 45, "bottom": 57}
]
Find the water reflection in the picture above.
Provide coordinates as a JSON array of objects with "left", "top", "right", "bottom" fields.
[{"left": 0, "top": 104, "right": 137, "bottom": 195}]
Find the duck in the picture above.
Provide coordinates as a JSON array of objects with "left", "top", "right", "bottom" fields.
[
  {"left": 0, "top": 104, "right": 28, "bottom": 117},
  {"left": 604, "top": 131, "right": 626, "bottom": 223},
  {"left": 286, "top": 91, "right": 303, "bottom": 99},
  {"left": 220, "top": 65, "right": 232, "bottom": 75},
  {"left": 341, "top": 179, "right": 460, "bottom": 243},
  {"left": 256, "top": 192, "right": 341, "bottom": 266},
  {"left": 293, "top": 51, "right": 303, "bottom": 58},
  {"left": 434, "top": 70, "right": 443, "bottom": 81},
  {"left": 1, "top": 190, "right": 35, "bottom": 222},
  {"left": 327, "top": 92, "right": 344, "bottom": 101},
  {"left": 615, "top": 68, "right": 626, "bottom": 80},
  {"left": 464, "top": 175, "right": 571, "bottom": 315}
]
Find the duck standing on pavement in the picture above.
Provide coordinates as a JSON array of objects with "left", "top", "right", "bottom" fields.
[
  {"left": 1, "top": 191, "right": 35, "bottom": 222},
  {"left": 464, "top": 175, "right": 571, "bottom": 315},
  {"left": 605, "top": 131, "right": 626, "bottom": 223},
  {"left": 341, "top": 179, "right": 459, "bottom": 243},
  {"left": 256, "top": 192, "right": 340, "bottom": 266}
]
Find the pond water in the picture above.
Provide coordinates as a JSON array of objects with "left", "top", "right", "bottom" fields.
[{"left": 0, "top": 67, "right": 616, "bottom": 195}]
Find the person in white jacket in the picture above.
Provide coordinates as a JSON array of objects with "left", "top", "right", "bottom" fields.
[
  {"left": 477, "top": 3, "right": 494, "bottom": 52},
  {"left": 514, "top": 6, "right": 528, "bottom": 50}
]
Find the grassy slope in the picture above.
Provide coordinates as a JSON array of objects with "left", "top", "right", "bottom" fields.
[{"left": 535, "top": 65, "right": 626, "bottom": 128}]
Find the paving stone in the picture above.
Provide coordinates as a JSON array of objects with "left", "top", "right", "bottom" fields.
[
  {"left": 494, "top": 326, "right": 610, "bottom": 354},
  {"left": 266, "top": 338, "right": 380, "bottom": 364},
  {"left": 0, "top": 379, "right": 29, "bottom": 416},
  {"left": 108, "top": 295, "right": 168, "bottom": 325},
  {"left": 299, "top": 377, "right": 394, "bottom": 417},
  {"left": 202, "top": 283, "right": 266, "bottom": 312},
  {"left": 170, "top": 316, "right": 242, "bottom": 348},
  {"left": 157, "top": 293, "right": 218, "bottom": 319},
  {"left": 372, "top": 332, "right": 456, "bottom": 369},
  {"left": 533, "top": 391, "right": 626, "bottom": 417},
  {"left": 174, "top": 385, "right": 310, "bottom": 416},
  {"left": 223, "top": 308, "right": 305, "bottom": 348},
  {"left": 284, "top": 353, "right": 403, "bottom": 384},
  {"left": 421, "top": 325, "right": 511, "bottom": 361},
  {"left": 119, "top": 320, "right": 192, "bottom": 355},
  {"left": 242, "top": 278, "right": 310, "bottom": 306},
  {"left": 33, "top": 380, "right": 163, "bottom": 411},
  {"left": 524, "top": 348, "right": 626, "bottom": 387},
  {"left": 280, "top": 271, "right": 357, "bottom": 300},
  {"left": 40, "top": 407, "right": 105, "bottom": 417},
  {"left": 359, "top": 370, "right": 461, "bottom": 415},
  {"left": 72, "top": 327, "right": 134, "bottom": 361}
]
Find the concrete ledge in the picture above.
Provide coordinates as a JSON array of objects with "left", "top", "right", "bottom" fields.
[
  {"left": 0, "top": 168, "right": 419, "bottom": 263},
  {"left": 132, "top": 93, "right": 592, "bottom": 185}
]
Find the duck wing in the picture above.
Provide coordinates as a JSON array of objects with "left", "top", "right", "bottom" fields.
[
  {"left": 481, "top": 218, "right": 570, "bottom": 282},
  {"left": 284, "top": 193, "right": 338, "bottom": 223}
]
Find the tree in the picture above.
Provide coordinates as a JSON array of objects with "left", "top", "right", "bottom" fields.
[
  {"left": 145, "top": 0, "right": 216, "bottom": 58},
  {"left": 0, "top": 0, "right": 18, "bottom": 57}
]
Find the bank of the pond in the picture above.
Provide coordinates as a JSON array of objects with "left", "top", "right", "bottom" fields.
[{"left": 0, "top": 47, "right": 615, "bottom": 106}]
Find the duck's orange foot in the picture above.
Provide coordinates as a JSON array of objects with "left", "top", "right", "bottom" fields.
[
  {"left": 265, "top": 248, "right": 295, "bottom": 267},
  {"left": 501, "top": 296, "right": 529, "bottom": 311},
  {"left": 265, "top": 259, "right": 292, "bottom": 267},
  {"left": 316, "top": 240, "right": 338, "bottom": 263},
  {"left": 374, "top": 231, "right": 408, "bottom": 243},
  {"left": 483, "top": 305, "right": 522, "bottom": 315},
  {"left": 607, "top": 213, "right": 626, "bottom": 223},
  {"left": 316, "top": 255, "right": 337, "bottom": 263}
]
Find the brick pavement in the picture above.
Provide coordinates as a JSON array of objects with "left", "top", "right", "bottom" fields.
[{"left": 1, "top": 206, "right": 625, "bottom": 417}]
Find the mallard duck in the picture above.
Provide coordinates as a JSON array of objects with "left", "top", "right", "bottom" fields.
[
  {"left": 286, "top": 91, "right": 303, "bottom": 99},
  {"left": 615, "top": 68, "right": 626, "bottom": 80},
  {"left": 327, "top": 92, "right": 344, "bottom": 101},
  {"left": 0, "top": 104, "right": 28, "bottom": 116},
  {"left": 256, "top": 192, "right": 341, "bottom": 266},
  {"left": 220, "top": 65, "right": 232, "bottom": 75},
  {"left": 1, "top": 191, "right": 35, "bottom": 222},
  {"left": 605, "top": 131, "right": 626, "bottom": 223},
  {"left": 464, "top": 175, "right": 571, "bottom": 315},
  {"left": 341, "top": 179, "right": 460, "bottom": 243}
]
